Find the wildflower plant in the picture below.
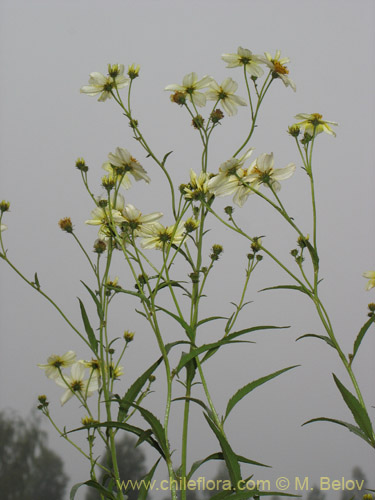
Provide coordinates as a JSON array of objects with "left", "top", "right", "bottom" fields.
[{"left": 0, "top": 48, "right": 374, "bottom": 500}]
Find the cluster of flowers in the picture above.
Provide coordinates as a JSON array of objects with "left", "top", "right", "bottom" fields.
[{"left": 37, "top": 351, "right": 123, "bottom": 405}]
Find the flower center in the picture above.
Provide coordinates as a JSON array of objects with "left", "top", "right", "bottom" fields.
[
  {"left": 273, "top": 61, "right": 289, "bottom": 75},
  {"left": 71, "top": 380, "right": 84, "bottom": 392}
]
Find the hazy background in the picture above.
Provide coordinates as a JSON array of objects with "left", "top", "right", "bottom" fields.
[{"left": 0, "top": 0, "right": 374, "bottom": 498}]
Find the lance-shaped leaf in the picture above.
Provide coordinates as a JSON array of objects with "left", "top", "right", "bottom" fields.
[
  {"left": 333, "top": 374, "right": 374, "bottom": 443},
  {"left": 117, "top": 355, "right": 164, "bottom": 422},
  {"left": 65, "top": 421, "right": 166, "bottom": 459},
  {"left": 155, "top": 305, "right": 194, "bottom": 340},
  {"left": 224, "top": 366, "right": 299, "bottom": 421},
  {"left": 77, "top": 298, "right": 98, "bottom": 354},
  {"left": 197, "top": 316, "right": 228, "bottom": 327},
  {"left": 302, "top": 417, "right": 371, "bottom": 445},
  {"left": 133, "top": 458, "right": 161, "bottom": 500},
  {"left": 350, "top": 315, "right": 375, "bottom": 363},
  {"left": 204, "top": 414, "right": 242, "bottom": 488},
  {"left": 176, "top": 339, "right": 255, "bottom": 375},
  {"left": 70, "top": 480, "right": 116, "bottom": 500},
  {"left": 296, "top": 333, "right": 334, "bottom": 348},
  {"left": 129, "top": 403, "right": 170, "bottom": 458},
  {"left": 173, "top": 396, "right": 215, "bottom": 421},
  {"left": 81, "top": 280, "right": 104, "bottom": 320},
  {"left": 186, "top": 452, "right": 269, "bottom": 481},
  {"left": 201, "top": 325, "right": 288, "bottom": 363},
  {"left": 260, "top": 284, "right": 311, "bottom": 296}
]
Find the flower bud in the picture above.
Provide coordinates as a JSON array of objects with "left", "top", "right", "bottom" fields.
[
  {"left": 251, "top": 237, "right": 262, "bottom": 253},
  {"left": 102, "top": 175, "right": 116, "bottom": 191},
  {"left": 0, "top": 200, "right": 10, "bottom": 213},
  {"left": 128, "top": 63, "right": 140, "bottom": 79},
  {"left": 184, "top": 218, "right": 200, "bottom": 233},
  {"left": 75, "top": 157, "right": 88, "bottom": 172},
  {"left": 170, "top": 91, "right": 186, "bottom": 105},
  {"left": 148, "top": 375, "right": 156, "bottom": 383},
  {"left": 288, "top": 125, "right": 300, "bottom": 137},
  {"left": 224, "top": 206, "right": 233, "bottom": 216},
  {"left": 192, "top": 115, "right": 205, "bottom": 129},
  {"left": 290, "top": 249, "right": 298, "bottom": 257},
  {"left": 210, "top": 109, "right": 224, "bottom": 124},
  {"left": 124, "top": 330, "right": 135, "bottom": 342},
  {"left": 93, "top": 239, "right": 107, "bottom": 254},
  {"left": 58, "top": 217, "right": 73, "bottom": 233},
  {"left": 107, "top": 63, "right": 122, "bottom": 77}
]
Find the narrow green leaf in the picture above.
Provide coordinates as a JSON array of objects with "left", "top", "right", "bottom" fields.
[
  {"left": 117, "top": 355, "right": 164, "bottom": 422},
  {"left": 333, "top": 374, "right": 374, "bottom": 442},
  {"left": 260, "top": 284, "right": 311, "bottom": 296},
  {"left": 197, "top": 316, "right": 227, "bottom": 327},
  {"left": 34, "top": 272, "right": 40, "bottom": 289},
  {"left": 134, "top": 458, "right": 161, "bottom": 500},
  {"left": 130, "top": 403, "right": 170, "bottom": 457},
  {"left": 70, "top": 480, "right": 116, "bottom": 500},
  {"left": 155, "top": 305, "right": 194, "bottom": 340},
  {"left": 186, "top": 453, "right": 268, "bottom": 481},
  {"left": 296, "top": 333, "right": 334, "bottom": 348},
  {"left": 81, "top": 280, "right": 104, "bottom": 320},
  {"left": 161, "top": 150, "right": 173, "bottom": 166},
  {"left": 151, "top": 280, "right": 190, "bottom": 297},
  {"left": 77, "top": 298, "right": 98, "bottom": 353},
  {"left": 204, "top": 414, "right": 242, "bottom": 487},
  {"left": 110, "top": 285, "right": 149, "bottom": 306},
  {"left": 225, "top": 366, "right": 298, "bottom": 421},
  {"left": 173, "top": 396, "right": 214, "bottom": 420},
  {"left": 66, "top": 421, "right": 166, "bottom": 458},
  {"left": 351, "top": 315, "right": 375, "bottom": 363},
  {"left": 302, "top": 417, "right": 371, "bottom": 445},
  {"left": 226, "top": 325, "right": 289, "bottom": 341}
]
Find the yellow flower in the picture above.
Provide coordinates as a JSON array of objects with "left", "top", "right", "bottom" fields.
[
  {"left": 363, "top": 271, "right": 375, "bottom": 291},
  {"left": 208, "top": 149, "right": 254, "bottom": 206},
  {"left": 121, "top": 204, "right": 163, "bottom": 237},
  {"left": 55, "top": 362, "right": 99, "bottom": 405},
  {"left": 245, "top": 153, "right": 296, "bottom": 193},
  {"left": 102, "top": 147, "right": 150, "bottom": 189},
  {"left": 294, "top": 113, "right": 338, "bottom": 137},
  {"left": 206, "top": 78, "right": 247, "bottom": 116},
  {"left": 221, "top": 47, "right": 264, "bottom": 78},
  {"left": 80, "top": 65, "right": 129, "bottom": 102},
  {"left": 38, "top": 351, "right": 77, "bottom": 379},
  {"left": 165, "top": 72, "right": 213, "bottom": 107},
  {"left": 140, "top": 222, "right": 186, "bottom": 250},
  {"left": 261, "top": 51, "right": 296, "bottom": 91}
]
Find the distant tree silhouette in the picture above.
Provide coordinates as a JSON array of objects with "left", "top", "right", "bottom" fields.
[
  {"left": 0, "top": 410, "right": 68, "bottom": 500},
  {"left": 307, "top": 486, "right": 326, "bottom": 500},
  {"left": 340, "top": 467, "right": 368, "bottom": 500},
  {"left": 85, "top": 434, "right": 148, "bottom": 500}
]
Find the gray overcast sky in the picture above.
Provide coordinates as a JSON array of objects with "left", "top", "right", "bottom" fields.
[{"left": 0, "top": 0, "right": 374, "bottom": 498}]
